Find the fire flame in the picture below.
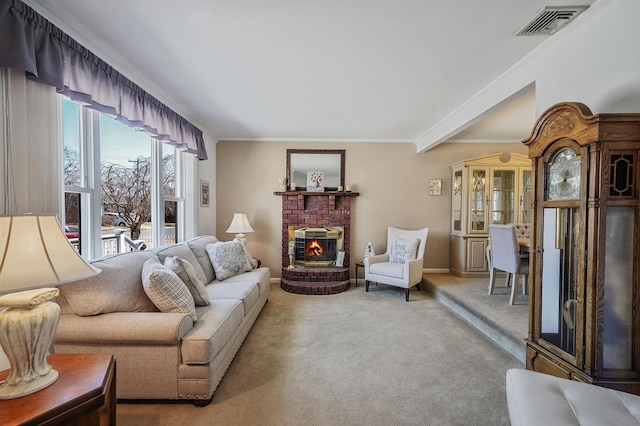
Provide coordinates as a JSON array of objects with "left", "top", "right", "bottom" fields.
[{"left": 307, "top": 240, "right": 324, "bottom": 256}]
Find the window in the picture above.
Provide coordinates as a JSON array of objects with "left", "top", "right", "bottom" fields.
[{"left": 63, "top": 97, "right": 185, "bottom": 259}]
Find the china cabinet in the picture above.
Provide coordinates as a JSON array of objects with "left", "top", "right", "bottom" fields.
[
  {"left": 524, "top": 102, "right": 640, "bottom": 395},
  {"left": 450, "top": 153, "right": 532, "bottom": 276}
]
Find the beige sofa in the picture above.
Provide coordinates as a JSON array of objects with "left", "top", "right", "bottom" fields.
[{"left": 53, "top": 235, "right": 270, "bottom": 404}]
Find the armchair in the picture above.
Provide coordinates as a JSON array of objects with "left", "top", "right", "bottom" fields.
[{"left": 364, "top": 227, "right": 429, "bottom": 301}]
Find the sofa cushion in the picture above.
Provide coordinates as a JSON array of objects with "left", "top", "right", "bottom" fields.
[
  {"left": 186, "top": 235, "right": 219, "bottom": 282},
  {"left": 390, "top": 237, "right": 419, "bottom": 263},
  {"left": 370, "top": 261, "right": 404, "bottom": 279},
  {"left": 153, "top": 243, "right": 208, "bottom": 285},
  {"left": 142, "top": 259, "right": 197, "bottom": 321},
  {"left": 506, "top": 368, "right": 640, "bottom": 426},
  {"left": 164, "top": 256, "right": 210, "bottom": 306},
  {"left": 59, "top": 250, "right": 159, "bottom": 316},
  {"left": 205, "top": 240, "right": 252, "bottom": 281},
  {"left": 207, "top": 281, "right": 259, "bottom": 314},
  {"left": 221, "top": 267, "right": 270, "bottom": 297},
  {"left": 182, "top": 299, "right": 244, "bottom": 364}
]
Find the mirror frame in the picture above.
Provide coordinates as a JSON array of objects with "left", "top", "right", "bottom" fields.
[{"left": 286, "top": 149, "right": 345, "bottom": 191}]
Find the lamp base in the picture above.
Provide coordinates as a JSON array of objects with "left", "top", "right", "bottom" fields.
[
  {"left": 0, "top": 288, "right": 61, "bottom": 399},
  {"left": 0, "top": 369, "right": 58, "bottom": 400}
]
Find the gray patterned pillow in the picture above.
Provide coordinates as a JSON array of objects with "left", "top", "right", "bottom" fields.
[
  {"left": 205, "top": 240, "right": 253, "bottom": 281},
  {"left": 163, "top": 256, "right": 210, "bottom": 306},
  {"left": 390, "top": 237, "right": 420, "bottom": 264},
  {"left": 141, "top": 259, "right": 197, "bottom": 321}
]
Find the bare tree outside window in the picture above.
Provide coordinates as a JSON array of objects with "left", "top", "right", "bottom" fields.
[
  {"left": 101, "top": 157, "right": 151, "bottom": 240},
  {"left": 64, "top": 145, "right": 81, "bottom": 186},
  {"left": 64, "top": 146, "right": 82, "bottom": 225},
  {"left": 163, "top": 152, "right": 176, "bottom": 223}
]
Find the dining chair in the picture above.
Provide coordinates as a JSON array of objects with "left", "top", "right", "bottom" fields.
[
  {"left": 488, "top": 224, "right": 529, "bottom": 305},
  {"left": 486, "top": 222, "right": 531, "bottom": 285}
]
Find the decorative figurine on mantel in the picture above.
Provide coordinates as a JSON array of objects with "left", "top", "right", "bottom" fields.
[
  {"left": 307, "top": 170, "right": 324, "bottom": 192},
  {"left": 363, "top": 241, "right": 375, "bottom": 260}
]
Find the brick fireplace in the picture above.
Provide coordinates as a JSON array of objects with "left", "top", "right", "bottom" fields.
[{"left": 276, "top": 191, "right": 359, "bottom": 294}]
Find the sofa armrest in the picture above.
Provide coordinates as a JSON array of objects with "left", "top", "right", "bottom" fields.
[{"left": 55, "top": 312, "right": 193, "bottom": 345}]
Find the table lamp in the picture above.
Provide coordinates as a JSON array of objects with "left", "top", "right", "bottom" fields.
[
  {"left": 0, "top": 214, "right": 101, "bottom": 399},
  {"left": 225, "top": 213, "right": 255, "bottom": 244}
]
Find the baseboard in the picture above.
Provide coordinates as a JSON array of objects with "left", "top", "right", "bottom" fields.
[{"left": 423, "top": 268, "right": 450, "bottom": 274}]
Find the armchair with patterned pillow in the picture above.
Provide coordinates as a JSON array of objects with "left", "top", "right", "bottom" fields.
[{"left": 364, "top": 226, "right": 429, "bottom": 301}]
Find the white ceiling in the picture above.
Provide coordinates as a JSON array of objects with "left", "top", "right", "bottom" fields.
[{"left": 28, "top": 0, "right": 595, "bottom": 145}]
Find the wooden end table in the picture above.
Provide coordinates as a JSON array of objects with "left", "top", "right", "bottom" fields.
[{"left": 0, "top": 353, "right": 116, "bottom": 426}]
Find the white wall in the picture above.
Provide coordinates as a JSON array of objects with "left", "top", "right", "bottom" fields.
[
  {"left": 417, "top": 0, "right": 640, "bottom": 152},
  {"left": 532, "top": 0, "right": 640, "bottom": 114}
]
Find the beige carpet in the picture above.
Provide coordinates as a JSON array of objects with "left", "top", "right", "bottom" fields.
[{"left": 117, "top": 281, "right": 522, "bottom": 425}]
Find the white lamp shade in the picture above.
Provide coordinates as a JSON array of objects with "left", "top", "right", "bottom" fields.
[
  {"left": 226, "top": 213, "right": 255, "bottom": 234},
  {"left": 0, "top": 215, "right": 101, "bottom": 294}
]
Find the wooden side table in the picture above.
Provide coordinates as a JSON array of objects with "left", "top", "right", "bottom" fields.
[
  {"left": 354, "top": 261, "right": 364, "bottom": 287},
  {"left": 0, "top": 353, "right": 116, "bottom": 426}
]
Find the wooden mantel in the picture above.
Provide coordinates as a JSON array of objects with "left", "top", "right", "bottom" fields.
[{"left": 274, "top": 191, "right": 359, "bottom": 211}]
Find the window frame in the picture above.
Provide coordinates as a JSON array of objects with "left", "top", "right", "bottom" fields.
[{"left": 62, "top": 97, "right": 187, "bottom": 259}]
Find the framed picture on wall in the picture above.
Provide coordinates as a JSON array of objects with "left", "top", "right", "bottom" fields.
[
  {"left": 200, "top": 180, "right": 210, "bottom": 207},
  {"left": 429, "top": 179, "right": 442, "bottom": 196}
]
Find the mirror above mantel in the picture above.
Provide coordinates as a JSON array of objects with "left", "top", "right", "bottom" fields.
[{"left": 286, "top": 149, "right": 345, "bottom": 191}]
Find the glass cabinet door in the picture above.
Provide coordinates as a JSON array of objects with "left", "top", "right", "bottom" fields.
[
  {"left": 520, "top": 169, "right": 533, "bottom": 223},
  {"left": 470, "top": 168, "right": 487, "bottom": 232},
  {"left": 491, "top": 169, "right": 515, "bottom": 225},
  {"left": 452, "top": 170, "right": 463, "bottom": 232}
]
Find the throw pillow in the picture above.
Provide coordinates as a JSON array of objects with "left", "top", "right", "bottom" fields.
[
  {"left": 205, "top": 240, "right": 253, "bottom": 281},
  {"left": 141, "top": 258, "right": 197, "bottom": 321},
  {"left": 390, "top": 237, "right": 420, "bottom": 264},
  {"left": 164, "top": 256, "right": 210, "bottom": 306},
  {"left": 236, "top": 238, "right": 259, "bottom": 269}
]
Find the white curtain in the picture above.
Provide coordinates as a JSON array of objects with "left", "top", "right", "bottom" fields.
[{"left": 1, "top": 68, "right": 62, "bottom": 216}]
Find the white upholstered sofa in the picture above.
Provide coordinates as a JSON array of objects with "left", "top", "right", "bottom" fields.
[
  {"left": 53, "top": 235, "right": 270, "bottom": 404},
  {"left": 506, "top": 369, "right": 640, "bottom": 425}
]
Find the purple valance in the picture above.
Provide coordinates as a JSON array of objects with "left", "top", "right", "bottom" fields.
[{"left": 0, "top": 0, "right": 207, "bottom": 160}]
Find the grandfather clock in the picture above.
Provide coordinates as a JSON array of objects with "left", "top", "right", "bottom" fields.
[{"left": 523, "top": 102, "right": 640, "bottom": 395}]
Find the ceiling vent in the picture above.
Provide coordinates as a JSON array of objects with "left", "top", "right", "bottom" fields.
[{"left": 516, "top": 5, "right": 589, "bottom": 36}]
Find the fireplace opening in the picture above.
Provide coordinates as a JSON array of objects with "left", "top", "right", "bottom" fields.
[{"left": 290, "top": 226, "right": 344, "bottom": 266}]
